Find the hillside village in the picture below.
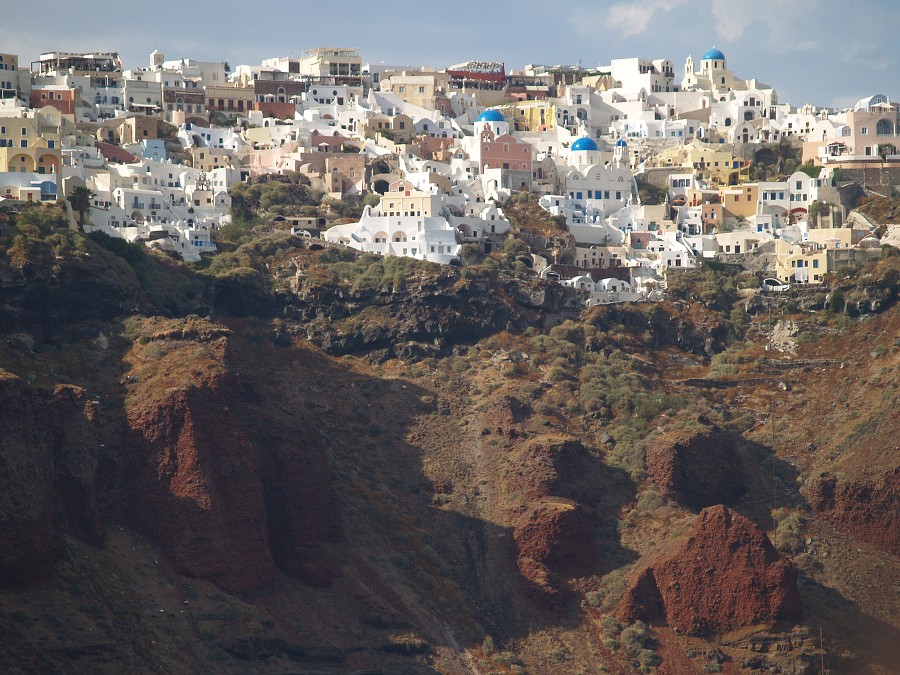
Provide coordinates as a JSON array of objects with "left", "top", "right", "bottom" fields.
[{"left": 1, "top": 47, "right": 897, "bottom": 305}]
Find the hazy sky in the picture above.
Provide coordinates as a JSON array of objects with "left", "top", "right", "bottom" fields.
[{"left": 3, "top": 0, "right": 897, "bottom": 108}]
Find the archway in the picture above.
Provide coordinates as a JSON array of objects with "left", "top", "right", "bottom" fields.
[
  {"left": 37, "top": 154, "right": 59, "bottom": 174},
  {"left": 875, "top": 119, "right": 893, "bottom": 136},
  {"left": 373, "top": 179, "right": 389, "bottom": 195},
  {"left": 8, "top": 154, "right": 35, "bottom": 173}
]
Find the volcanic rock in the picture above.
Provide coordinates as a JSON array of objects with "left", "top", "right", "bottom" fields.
[
  {"left": 0, "top": 373, "right": 102, "bottom": 585},
  {"left": 806, "top": 469, "right": 899, "bottom": 557},
  {"left": 513, "top": 498, "right": 597, "bottom": 592},
  {"left": 645, "top": 424, "right": 744, "bottom": 509},
  {"left": 618, "top": 505, "right": 802, "bottom": 635}
]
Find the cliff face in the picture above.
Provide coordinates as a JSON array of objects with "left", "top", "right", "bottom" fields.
[
  {"left": 286, "top": 265, "right": 585, "bottom": 359},
  {"left": 806, "top": 469, "right": 899, "bottom": 557},
  {"left": 0, "top": 374, "right": 103, "bottom": 585},
  {"left": 1, "top": 226, "right": 897, "bottom": 674},
  {"left": 0, "top": 317, "right": 342, "bottom": 595},
  {"left": 118, "top": 323, "right": 342, "bottom": 592},
  {"left": 618, "top": 506, "right": 803, "bottom": 636}
]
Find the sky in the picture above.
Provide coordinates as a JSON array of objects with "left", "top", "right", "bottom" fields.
[{"left": 3, "top": 0, "right": 898, "bottom": 109}]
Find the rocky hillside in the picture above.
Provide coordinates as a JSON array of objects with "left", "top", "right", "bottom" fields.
[{"left": 0, "top": 205, "right": 897, "bottom": 674}]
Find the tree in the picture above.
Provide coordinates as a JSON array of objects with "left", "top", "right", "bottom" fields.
[
  {"left": 797, "top": 161, "right": 821, "bottom": 179},
  {"left": 807, "top": 200, "right": 828, "bottom": 227},
  {"left": 67, "top": 186, "right": 95, "bottom": 229}
]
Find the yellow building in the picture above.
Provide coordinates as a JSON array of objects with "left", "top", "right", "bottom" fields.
[
  {"left": 494, "top": 100, "right": 555, "bottom": 132},
  {"left": 719, "top": 183, "right": 758, "bottom": 218},
  {"left": 359, "top": 113, "right": 415, "bottom": 143},
  {"left": 776, "top": 242, "right": 828, "bottom": 284},
  {"left": 656, "top": 142, "right": 749, "bottom": 186},
  {"left": 187, "top": 147, "right": 235, "bottom": 172},
  {"left": 205, "top": 83, "right": 255, "bottom": 116},
  {"left": 376, "top": 179, "right": 441, "bottom": 217},
  {"left": 0, "top": 106, "right": 62, "bottom": 174}
]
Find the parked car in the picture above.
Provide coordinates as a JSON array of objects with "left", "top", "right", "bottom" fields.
[{"left": 761, "top": 277, "right": 790, "bottom": 292}]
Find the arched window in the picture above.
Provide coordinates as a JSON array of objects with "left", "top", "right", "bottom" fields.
[{"left": 876, "top": 119, "right": 894, "bottom": 136}]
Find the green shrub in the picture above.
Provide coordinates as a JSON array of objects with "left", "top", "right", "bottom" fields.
[
  {"left": 638, "top": 649, "right": 660, "bottom": 667},
  {"left": 600, "top": 615, "right": 623, "bottom": 636},
  {"left": 620, "top": 621, "right": 653, "bottom": 656},
  {"left": 773, "top": 509, "right": 806, "bottom": 554},
  {"left": 636, "top": 489, "right": 665, "bottom": 513},
  {"left": 592, "top": 571, "right": 628, "bottom": 612}
]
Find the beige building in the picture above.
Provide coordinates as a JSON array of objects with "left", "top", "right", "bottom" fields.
[
  {"left": 803, "top": 94, "right": 899, "bottom": 165},
  {"left": 298, "top": 48, "right": 362, "bottom": 87},
  {"left": 0, "top": 52, "right": 31, "bottom": 103},
  {"left": 187, "top": 147, "right": 235, "bottom": 172},
  {"left": 359, "top": 113, "right": 415, "bottom": 143},
  {"left": 205, "top": 83, "right": 255, "bottom": 116},
  {"left": 379, "top": 70, "right": 450, "bottom": 110},
  {"left": 375, "top": 179, "right": 441, "bottom": 218}
]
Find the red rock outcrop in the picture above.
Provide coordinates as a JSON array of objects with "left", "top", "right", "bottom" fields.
[
  {"left": 645, "top": 424, "right": 744, "bottom": 509},
  {"left": 126, "top": 371, "right": 278, "bottom": 592},
  {"left": 806, "top": 469, "right": 900, "bottom": 557},
  {"left": 488, "top": 394, "right": 531, "bottom": 437},
  {"left": 618, "top": 506, "right": 802, "bottom": 636},
  {"left": 512, "top": 498, "right": 597, "bottom": 592},
  {"left": 0, "top": 374, "right": 103, "bottom": 586},
  {"left": 504, "top": 438, "right": 626, "bottom": 592},
  {"left": 124, "top": 358, "right": 342, "bottom": 593}
]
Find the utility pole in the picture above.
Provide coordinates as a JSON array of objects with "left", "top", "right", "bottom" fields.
[{"left": 820, "top": 626, "right": 826, "bottom": 674}]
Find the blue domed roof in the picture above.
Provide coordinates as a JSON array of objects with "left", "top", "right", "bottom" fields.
[
  {"left": 702, "top": 47, "right": 725, "bottom": 61},
  {"left": 477, "top": 109, "right": 505, "bottom": 122},
  {"left": 615, "top": 138, "right": 627, "bottom": 147},
  {"left": 571, "top": 137, "right": 599, "bottom": 152}
]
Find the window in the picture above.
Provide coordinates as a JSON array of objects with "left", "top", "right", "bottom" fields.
[
  {"left": 813, "top": 259, "right": 819, "bottom": 269},
  {"left": 861, "top": 127, "right": 868, "bottom": 135}
]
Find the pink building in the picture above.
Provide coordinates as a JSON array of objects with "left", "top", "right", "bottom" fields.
[{"left": 480, "top": 132, "right": 531, "bottom": 172}]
